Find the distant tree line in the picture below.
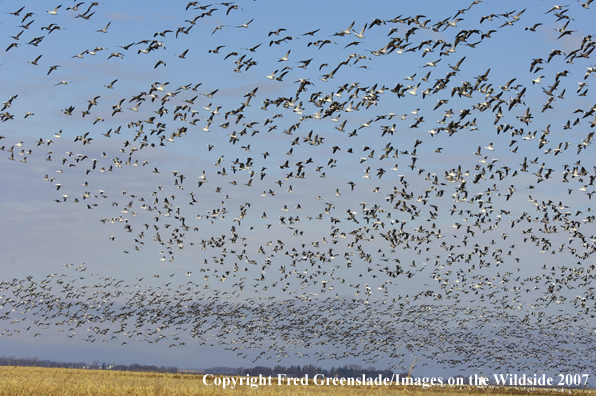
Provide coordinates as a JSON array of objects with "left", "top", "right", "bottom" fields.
[
  {"left": 0, "top": 356, "right": 178, "bottom": 373},
  {"left": 0, "top": 356, "right": 396, "bottom": 378},
  {"left": 240, "top": 364, "right": 395, "bottom": 378}
]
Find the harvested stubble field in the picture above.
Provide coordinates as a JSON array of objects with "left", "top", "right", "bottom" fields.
[{"left": 0, "top": 366, "right": 591, "bottom": 396}]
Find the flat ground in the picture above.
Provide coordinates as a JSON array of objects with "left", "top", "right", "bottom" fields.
[{"left": 0, "top": 366, "right": 591, "bottom": 395}]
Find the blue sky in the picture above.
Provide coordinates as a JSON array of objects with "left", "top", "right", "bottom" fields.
[{"left": 1, "top": 0, "right": 596, "bottom": 377}]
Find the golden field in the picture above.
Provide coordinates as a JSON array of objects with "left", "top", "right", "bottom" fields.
[{"left": 0, "top": 366, "right": 591, "bottom": 396}]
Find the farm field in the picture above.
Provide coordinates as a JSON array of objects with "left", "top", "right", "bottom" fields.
[{"left": 0, "top": 366, "right": 590, "bottom": 396}]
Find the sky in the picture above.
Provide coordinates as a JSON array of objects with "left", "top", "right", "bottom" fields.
[{"left": 1, "top": 0, "right": 596, "bottom": 378}]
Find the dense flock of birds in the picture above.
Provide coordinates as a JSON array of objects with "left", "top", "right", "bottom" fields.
[{"left": 1, "top": 0, "right": 596, "bottom": 372}]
